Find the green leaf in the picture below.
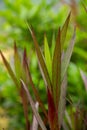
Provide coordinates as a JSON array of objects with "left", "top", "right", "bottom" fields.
[
  {"left": 44, "top": 34, "right": 52, "bottom": 80},
  {"left": 0, "top": 50, "right": 19, "bottom": 88},
  {"left": 52, "top": 28, "right": 61, "bottom": 108},
  {"left": 27, "top": 24, "right": 52, "bottom": 92},
  {"left": 21, "top": 80, "right": 47, "bottom": 130},
  {"left": 61, "top": 27, "right": 76, "bottom": 82},
  {"left": 61, "top": 12, "right": 71, "bottom": 50},
  {"left": 14, "top": 42, "right": 22, "bottom": 80}
]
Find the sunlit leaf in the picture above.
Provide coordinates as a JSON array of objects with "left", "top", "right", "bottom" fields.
[
  {"left": 61, "top": 12, "right": 71, "bottom": 50},
  {"left": 21, "top": 80, "right": 47, "bottom": 130},
  {"left": 27, "top": 24, "right": 52, "bottom": 91},
  {"left": 44, "top": 34, "right": 52, "bottom": 80},
  {"left": 52, "top": 28, "right": 61, "bottom": 108},
  {"left": 61, "top": 27, "right": 76, "bottom": 82},
  {"left": 0, "top": 50, "right": 19, "bottom": 88}
]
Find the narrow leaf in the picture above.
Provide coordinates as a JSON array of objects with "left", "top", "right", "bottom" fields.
[
  {"left": 61, "top": 27, "right": 76, "bottom": 82},
  {"left": 14, "top": 42, "right": 22, "bottom": 79},
  {"left": 20, "top": 87, "right": 30, "bottom": 130},
  {"left": 51, "top": 32, "right": 55, "bottom": 58},
  {"left": 24, "top": 52, "right": 48, "bottom": 119},
  {"left": 52, "top": 28, "right": 61, "bottom": 108},
  {"left": 27, "top": 24, "right": 52, "bottom": 92},
  {"left": 32, "top": 102, "right": 39, "bottom": 130},
  {"left": 47, "top": 88, "right": 59, "bottom": 130},
  {"left": 0, "top": 50, "right": 19, "bottom": 88},
  {"left": 59, "top": 74, "right": 67, "bottom": 127},
  {"left": 61, "top": 12, "right": 71, "bottom": 50},
  {"left": 44, "top": 34, "right": 52, "bottom": 80},
  {"left": 21, "top": 80, "right": 47, "bottom": 130},
  {"left": 80, "top": 69, "right": 87, "bottom": 91}
]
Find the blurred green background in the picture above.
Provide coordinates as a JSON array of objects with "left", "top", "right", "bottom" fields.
[{"left": 0, "top": 0, "right": 87, "bottom": 129}]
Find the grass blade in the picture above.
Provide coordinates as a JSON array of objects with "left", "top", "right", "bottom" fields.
[
  {"left": 27, "top": 24, "right": 52, "bottom": 91},
  {"left": 21, "top": 80, "right": 47, "bottom": 130},
  {"left": 44, "top": 34, "right": 52, "bottom": 80},
  {"left": 52, "top": 28, "right": 61, "bottom": 108},
  {"left": 61, "top": 27, "right": 76, "bottom": 81},
  {"left": 61, "top": 12, "right": 71, "bottom": 50},
  {"left": 0, "top": 50, "right": 19, "bottom": 88}
]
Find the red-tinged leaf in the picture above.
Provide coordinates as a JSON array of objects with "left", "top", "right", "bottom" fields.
[
  {"left": 22, "top": 48, "right": 29, "bottom": 84},
  {"left": 27, "top": 24, "right": 52, "bottom": 92},
  {"left": 44, "top": 34, "right": 52, "bottom": 81},
  {"left": 61, "top": 27, "right": 76, "bottom": 82},
  {"left": 47, "top": 88, "right": 60, "bottom": 130},
  {"left": 59, "top": 74, "right": 67, "bottom": 127},
  {"left": 20, "top": 86, "right": 30, "bottom": 130},
  {"left": 52, "top": 28, "right": 61, "bottom": 108},
  {"left": 21, "top": 80, "right": 47, "bottom": 130},
  {"left": 61, "top": 12, "right": 71, "bottom": 50},
  {"left": 80, "top": 70, "right": 87, "bottom": 91},
  {"left": 0, "top": 50, "right": 19, "bottom": 88},
  {"left": 24, "top": 56, "right": 48, "bottom": 119},
  {"left": 14, "top": 42, "right": 22, "bottom": 80},
  {"left": 32, "top": 102, "right": 39, "bottom": 130}
]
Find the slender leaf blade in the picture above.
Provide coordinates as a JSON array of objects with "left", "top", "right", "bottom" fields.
[
  {"left": 44, "top": 34, "right": 52, "bottom": 80},
  {"left": 14, "top": 42, "right": 22, "bottom": 79},
  {"left": 32, "top": 102, "right": 39, "bottom": 130},
  {"left": 59, "top": 74, "right": 67, "bottom": 127},
  {"left": 47, "top": 88, "right": 59, "bottom": 130},
  {"left": 61, "top": 12, "right": 71, "bottom": 50},
  {"left": 0, "top": 50, "right": 19, "bottom": 88},
  {"left": 20, "top": 86, "right": 30, "bottom": 130},
  {"left": 24, "top": 54, "right": 48, "bottom": 119},
  {"left": 52, "top": 28, "right": 61, "bottom": 108},
  {"left": 27, "top": 24, "right": 52, "bottom": 91},
  {"left": 21, "top": 80, "right": 47, "bottom": 130},
  {"left": 61, "top": 28, "right": 76, "bottom": 81}
]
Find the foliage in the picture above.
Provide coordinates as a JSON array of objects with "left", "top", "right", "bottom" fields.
[
  {"left": 0, "top": 12, "right": 76, "bottom": 130},
  {"left": 0, "top": 0, "right": 87, "bottom": 129}
]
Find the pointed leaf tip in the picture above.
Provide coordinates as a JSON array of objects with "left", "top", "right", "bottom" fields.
[
  {"left": 61, "top": 11, "right": 71, "bottom": 50},
  {"left": 52, "top": 28, "right": 61, "bottom": 108}
]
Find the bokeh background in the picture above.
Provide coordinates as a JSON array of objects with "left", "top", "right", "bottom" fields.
[{"left": 0, "top": 0, "right": 87, "bottom": 129}]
